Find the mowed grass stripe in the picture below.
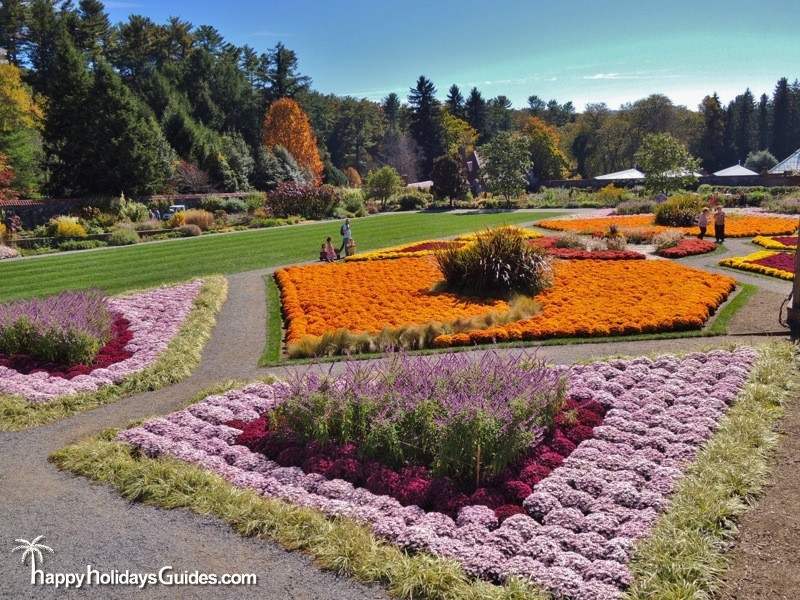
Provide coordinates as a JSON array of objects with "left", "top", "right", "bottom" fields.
[{"left": 0, "top": 211, "right": 556, "bottom": 300}]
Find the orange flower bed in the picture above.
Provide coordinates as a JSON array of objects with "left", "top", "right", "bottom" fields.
[
  {"left": 277, "top": 257, "right": 735, "bottom": 351},
  {"left": 276, "top": 257, "right": 507, "bottom": 342},
  {"left": 538, "top": 214, "right": 797, "bottom": 238}
]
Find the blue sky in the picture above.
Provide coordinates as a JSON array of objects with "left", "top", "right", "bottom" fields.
[{"left": 105, "top": 0, "right": 800, "bottom": 110}]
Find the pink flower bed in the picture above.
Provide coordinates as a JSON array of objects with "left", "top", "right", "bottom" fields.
[
  {"left": 118, "top": 347, "right": 757, "bottom": 599},
  {"left": 0, "top": 280, "right": 203, "bottom": 403},
  {"left": 749, "top": 251, "right": 795, "bottom": 273}
]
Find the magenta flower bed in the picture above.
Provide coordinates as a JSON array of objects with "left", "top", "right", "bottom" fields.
[
  {"left": 118, "top": 347, "right": 757, "bottom": 599},
  {"left": 772, "top": 236, "right": 799, "bottom": 247},
  {"left": 0, "top": 280, "right": 202, "bottom": 403},
  {"left": 750, "top": 251, "right": 795, "bottom": 273}
]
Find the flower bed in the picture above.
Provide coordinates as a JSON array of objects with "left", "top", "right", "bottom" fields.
[
  {"left": 719, "top": 250, "right": 795, "bottom": 280},
  {"left": 117, "top": 347, "right": 758, "bottom": 599},
  {"left": 538, "top": 214, "right": 797, "bottom": 238},
  {"left": 278, "top": 257, "right": 735, "bottom": 354},
  {"left": 656, "top": 238, "right": 716, "bottom": 258},
  {"left": 531, "top": 237, "right": 645, "bottom": 260},
  {"left": 752, "top": 235, "right": 799, "bottom": 251},
  {"left": 0, "top": 280, "right": 203, "bottom": 403}
]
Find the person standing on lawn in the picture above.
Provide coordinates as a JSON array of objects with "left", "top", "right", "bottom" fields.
[
  {"left": 714, "top": 206, "right": 726, "bottom": 243},
  {"left": 338, "top": 218, "right": 352, "bottom": 258},
  {"left": 697, "top": 207, "right": 709, "bottom": 239}
]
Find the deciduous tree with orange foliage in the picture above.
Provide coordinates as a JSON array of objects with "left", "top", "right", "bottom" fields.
[
  {"left": 262, "top": 98, "right": 323, "bottom": 184},
  {"left": 0, "top": 152, "right": 19, "bottom": 202},
  {"left": 519, "top": 116, "right": 569, "bottom": 181}
]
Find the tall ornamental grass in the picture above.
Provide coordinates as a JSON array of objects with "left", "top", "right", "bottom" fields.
[
  {"left": 435, "top": 227, "right": 553, "bottom": 297},
  {"left": 270, "top": 352, "right": 566, "bottom": 486},
  {"left": 0, "top": 290, "right": 112, "bottom": 365}
]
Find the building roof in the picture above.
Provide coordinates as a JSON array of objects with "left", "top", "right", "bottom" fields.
[
  {"left": 594, "top": 168, "right": 645, "bottom": 181},
  {"left": 769, "top": 148, "right": 800, "bottom": 174},
  {"left": 0, "top": 198, "right": 44, "bottom": 208},
  {"left": 713, "top": 164, "right": 758, "bottom": 176},
  {"left": 407, "top": 180, "right": 433, "bottom": 190}
]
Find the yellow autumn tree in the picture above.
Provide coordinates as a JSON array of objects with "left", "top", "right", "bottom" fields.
[
  {"left": 0, "top": 64, "right": 44, "bottom": 134},
  {"left": 262, "top": 98, "right": 323, "bottom": 184}
]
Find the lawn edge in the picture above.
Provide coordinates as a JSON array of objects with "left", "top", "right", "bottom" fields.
[
  {"left": 259, "top": 274, "right": 283, "bottom": 366},
  {"left": 624, "top": 341, "right": 798, "bottom": 598},
  {"left": 0, "top": 276, "right": 228, "bottom": 431},
  {"left": 707, "top": 283, "right": 758, "bottom": 335}
]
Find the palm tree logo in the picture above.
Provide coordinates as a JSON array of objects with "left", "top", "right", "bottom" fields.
[{"left": 12, "top": 535, "right": 54, "bottom": 580}]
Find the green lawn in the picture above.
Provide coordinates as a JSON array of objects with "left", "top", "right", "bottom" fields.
[{"left": 0, "top": 211, "right": 560, "bottom": 301}]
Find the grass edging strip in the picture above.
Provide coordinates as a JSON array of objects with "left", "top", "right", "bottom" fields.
[
  {"left": 707, "top": 283, "right": 758, "bottom": 335},
  {"left": 51, "top": 434, "right": 549, "bottom": 600},
  {"left": 259, "top": 274, "right": 283, "bottom": 366},
  {"left": 625, "top": 341, "right": 797, "bottom": 598},
  {"left": 0, "top": 276, "right": 228, "bottom": 431}
]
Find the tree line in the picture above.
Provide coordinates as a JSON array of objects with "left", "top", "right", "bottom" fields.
[{"left": 0, "top": 0, "right": 799, "bottom": 202}]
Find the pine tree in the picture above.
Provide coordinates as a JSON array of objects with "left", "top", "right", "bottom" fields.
[
  {"left": 0, "top": 0, "right": 26, "bottom": 65},
  {"left": 465, "top": 87, "right": 487, "bottom": 139},
  {"left": 733, "top": 89, "right": 755, "bottom": 163},
  {"left": 265, "top": 42, "right": 311, "bottom": 101},
  {"left": 757, "top": 93, "right": 770, "bottom": 151},
  {"left": 771, "top": 77, "right": 792, "bottom": 160},
  {"left": 407, "top": 75, "right": 444, "bottom": 179},
  {"left": 80, "top": 60, "right": 174, "bottom": 195},
  {"left": 445, "top": 85, "right": 464, "bottom": 118},
  {"left": 696, "top": 94, "right": 726, "bottom": 171},
  {"left": 77, "top": 0, "right": 111, "bottom": 64},
  {"left": 382, "top": 93, "right": 401, "bottom": 131}
]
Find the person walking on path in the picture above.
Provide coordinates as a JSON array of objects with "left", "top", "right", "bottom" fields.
[
  {"left": 338, "top": 218, "right": 352, "bottom": 258},
  {"left": 697, "top": 207, "right": 709, "bottom": 239},
  {"left": 714, "top": 206, "right": 726, "bottom": 243}
]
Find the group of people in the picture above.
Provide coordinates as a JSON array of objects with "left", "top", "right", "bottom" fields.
[
  {"left": 697, "top": 206, "right": 726, "bottom": 243},
  {"left": 320, "top": 218, "right": 356, "bottom": 262}
]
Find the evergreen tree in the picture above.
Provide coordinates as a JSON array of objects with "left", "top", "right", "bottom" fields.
[
  {"left": 757, "top": 93, "right": 770, "bottom": 151},
  {"left": 527, "top": 95, "right": 546, "bottom": 117},
  {"left": 76, "top": 0, "right": 111, "bottom": 64},
  {"left": 382, "top": 93, "right": 401, "bottom": 131},
  {"left": 721, "top": 101, "right": 737, "bottom": 168},
  {"left": 0, "top": 0, "right": 26, "bottom": 65},
  {"left": 696, "top": 94, "right": 726, "bottom": 171},
  {"left": 265, "top": 42, "right": 311, "bottom": 100},
  {"left": 733, "top": 89, "right": 755, "bottom": 163},
  {"left": 80, "top": 60, "right": 174, "bottom": 195},
  {"left": 771, "top": 77, "right": 793, "bottom": 159},
  {"left": 445, "top": 84, "right": 465, "bottom": 118},
  {"left": 407, "top": 75, "right": 444, "bottom": 178},
  {"left": 464, "top": 87, "right": 487, "bottom": 139}
]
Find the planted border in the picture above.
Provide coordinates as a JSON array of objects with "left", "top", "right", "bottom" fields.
[
  {"left": 719, "top": 251, "right": 794, "bottom": 281},
  {"left": 52, "top": 343, "right": 794, "bottom": 600},
  {"left": 0, "top": 276, "right": 228, "bottom": 430}
]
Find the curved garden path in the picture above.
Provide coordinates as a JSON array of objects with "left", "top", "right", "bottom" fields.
[{"left": 0, "top": 233, "right": 794, "bottom": 599}]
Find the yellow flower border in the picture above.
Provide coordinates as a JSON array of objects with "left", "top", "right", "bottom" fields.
[
  {"left": 345, "top": 227, "right": 543, "bottom": 262},
  {"left": 752, "top": 235, "right": 797, "bottom": 251},
  {"left": 719, "top": 250, "right": 794, "bottom": 280}
]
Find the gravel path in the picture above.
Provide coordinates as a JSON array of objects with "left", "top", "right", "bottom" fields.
[{"left": 0, "top": 228, "right": 792, "bottom": 599}]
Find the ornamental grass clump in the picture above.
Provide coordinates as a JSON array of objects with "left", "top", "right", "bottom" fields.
[
  {"left": 0, "top": 290, "right": 112, "bottom": 366},
  {"left": 435, "top": 226, "right": 553, "bottom": 297},
  {"left": 270, "top": 352, "right": 566, "bottom": 487}
]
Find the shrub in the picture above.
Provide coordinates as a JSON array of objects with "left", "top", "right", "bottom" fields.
[
  {"left": 615, "top": 198, "right": 655, "bottom": 215},
  {"left": 364, "top": 166, "right": 403, "bottom": 209},
  {"left": 435, "top": 227, "right": 553, "bottom": 297},
  {"left": 0, "top": 289, "right": 112, "bottom": 365},
  {"left": 431, "top": 155, "right": 468, "bottom": 203},
  {"left": 594, "top": 184, "right": 629, "bottom": 206},
  {"left": 58, "top": 239, "right": 108, "bottom": 251},
  {"left": 0, "top": 244, "right": 19, "bottom": 259},
  {"left": 107, "top": 225, "right": 140, "bottom": 246},
  {"left": 618, "top": 227, "right": 659, "bottom": 244},
  {"left": 651, "top": 230, "right": 685, "bottom": 251},
  {"left": 604, "top": 234, "right": 628, "bottom": 251},
  {"left": 182, "top": 209, "right": 215, "bottom": 231},
  {"left": 0, "top": 222, "right": 6, "bottom": 240},
  {"left": 654, "top": 194, "right": 705, "bottom": 226},
  {"left": 167, "top": 211, "right": 185, "bottom": 228},
  {"left": 765, "top": 197, "right": 800, "bottom": 214},
  {"left": 269, "top": 352, "right": 566, "bottom": 485},
  {"left": 177, "top": 224, "right": 202, "bottom": 237},
  {"left": 200, "top": 196, "right": 249, "bottom": 214},
  {"left": 338, "top": 188, "right": 366, "bottom": 217},
  {"left": 553, "top": 232, "right": 586, "bottom": 249},
  {"left": 344, "top": 166, "right": 362, "bottom": 187},
  {"left": 392, "top": 190, "right": 432, "bottom": 211},
  {"left": 267, "top": 182, "right": 341, "bottom": 220},
  {"left": 243, "top": 193, "right": 266, "bottom": 212},
  {"left": 118, "top": 199, "right": 149, "bottom": 223},
  {"left": 744, "top": 149, "right": 778, "bottom": 173},
  {"left": 49, "top": 216, "right": 87, "bottom": 238},
  {"left": 132, "top": 219, "right": 163, "bottom": 232}
]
